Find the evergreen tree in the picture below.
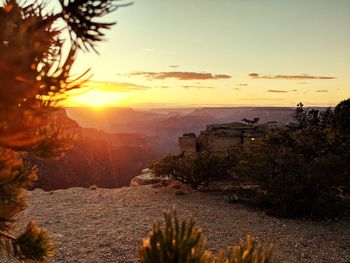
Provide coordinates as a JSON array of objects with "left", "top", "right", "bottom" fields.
[
  {"left": 0, "top": 0, "right": 126, "bottom": 260},
  {"left": 241, "top": 117, "right": 260, "bottom": 125},
  {"left": 234, "top": 99, "right": 350, "bottom": 218},
  {"left": 334, "top": 98, "right": 350, "bottom": 136}
]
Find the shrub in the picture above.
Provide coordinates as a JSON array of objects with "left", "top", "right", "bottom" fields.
[
  {"left": 139, "top": 208, "right": 212, "bottom": 263},
  {"left": 152, "top": 154, "right": 179, "bottom": 178},
  {"left": 215, "top": 236, "right": 273, "bottom": 263},
  {"left": 139, "top": 208, "right": 274, "bottom": 263},
  {"left": 152, "top": 151, "right": 236, "bottom": 189}
]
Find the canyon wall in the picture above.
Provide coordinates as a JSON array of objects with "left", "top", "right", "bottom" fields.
[{"left": 179, "top": 122, "right": 286, "bottom": 155}]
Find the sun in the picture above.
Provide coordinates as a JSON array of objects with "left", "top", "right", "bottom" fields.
[{"left": 67, "top": 89, "right": 127, "bottom": 108}]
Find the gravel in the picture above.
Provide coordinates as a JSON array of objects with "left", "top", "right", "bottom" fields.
[{"left": 3, "top": 185, "right": 350, "bottom": 262}]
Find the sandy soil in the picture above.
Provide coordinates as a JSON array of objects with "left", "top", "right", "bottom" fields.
[{"left": 4, "top": 185, "right": 350, "bottom": 262}]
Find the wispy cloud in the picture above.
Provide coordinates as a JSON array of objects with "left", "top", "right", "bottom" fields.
[
  {"left": 238, "top": 83, "right": 248, "bottom": 86},
  {"left": 182, "top": 85, "right": 215, "bottom": 89},
  {"left": 87, "top": 81, "right": 151, "bottom": 92},
  {"left": 169, "top": 65, "right": 179, "bottom": 68},
  {"left": 233, "top": 88, "right": 240, "bottom": 91},
  {"left": 130, "top": 71, "right": 231, "bottom": 80},
  {"left": 267, "top": 89, "right": 288, "bottom": 93},
  {"left": 315, "top": 89, "right": 329, "bottom": 92},
  {"left": 239, "top": 98, "right": 284, "bottom": 101},
  {"left": 249, "top": 73, "right": 336, "bottom": 80},
  {"left": 143, "top": 48, "right": 155, "bottom": 52}
]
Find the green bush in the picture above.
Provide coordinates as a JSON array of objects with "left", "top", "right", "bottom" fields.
[
  {"left": 152, "top": 154, "right": 179, "bottom": 178},
  {"left": 139, "top": 208, "right": 274, "bottom": 263},
  {"left": 152, "top": 151, "right": 235, "bottom": 189},
  {"left": 233, "top": 100, "right": 350, "bottom": 218}
]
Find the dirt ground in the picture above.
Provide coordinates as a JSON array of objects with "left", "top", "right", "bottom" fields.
[{"left": 3, "top": 185, "right": 350, "bottom": 262}]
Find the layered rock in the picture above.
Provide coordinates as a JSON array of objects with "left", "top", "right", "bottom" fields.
[{"left": 179, "top": 122, "right": 286, "bottom": 155}]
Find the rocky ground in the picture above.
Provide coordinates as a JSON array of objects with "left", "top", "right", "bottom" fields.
[{"left": 3, "top": 185, "right": 350, "bottom": 262}]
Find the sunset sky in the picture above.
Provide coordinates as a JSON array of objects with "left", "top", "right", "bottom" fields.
[{"left": 65, "top": 0, "right": 350, "bottom": 108}]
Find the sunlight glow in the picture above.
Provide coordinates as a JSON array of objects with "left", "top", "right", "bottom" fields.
[{"left": 68, "top": 89, "right": 127, "bottom": 107}]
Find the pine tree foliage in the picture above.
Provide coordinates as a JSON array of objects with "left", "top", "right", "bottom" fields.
[
  {"left": 12, "top": 221, "right": 54, "bottom": 261},
  {"left": 0, "top": 0, "right": 125, "bottom": 260}
]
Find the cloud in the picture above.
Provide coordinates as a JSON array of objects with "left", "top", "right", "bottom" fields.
[
  {"left": 248, "top": 73, "right": 259, "bottom": 78},
  {"left": 290, "top": 89, "right": 298, "bottom": 92},
  {"left": 87, "top": 81, "right": 151, "bottom": 92},
  {"left": 249, "top": 73, "right": 336, "bottom": 80},
  {"left": 182, "top": 85, "right": 215, "bottom": 89},
  {"left": 238, "top": 83, "right": 248, "bottom": 86},
  {"left": 239, "top": 98, "right": 284, "bottom": 101},
  {"left": 298, "top": 82, "right": 308, "bottom": 85},
  {"left": 267, "top": 89, "right": 288, "bottom": 93},
  {"left": 315, "top": 89, "right": 328, "bottom": 92},
  {"left": 233, "top": 88, "right": 240, "bottom": 91},
  {"left": 214, "top": 74, "right": 232, "bottom": 79},
  {"left": 169, "top": 65, "right": 179, "bottom": 68},
  {"left": 130, "top": 71, "right": 232, "bottom": 80}
]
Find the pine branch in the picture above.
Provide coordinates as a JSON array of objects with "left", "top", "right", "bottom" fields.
[
  {"left": 58, "top": 0, "right": 132, "bottom": 52},
  {"left": 0, "top": 230, "right": 16, "bottom": 241}
]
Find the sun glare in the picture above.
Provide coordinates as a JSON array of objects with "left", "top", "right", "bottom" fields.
[{"left": 68, "top": 89, "right": 126, "bottom": 107}]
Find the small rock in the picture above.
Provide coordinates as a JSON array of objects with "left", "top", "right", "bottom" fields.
[
  {"left": 89, "top": 184, "right": 97, "bottom": 190},
  {"left": 130, "top": 171, "right": 170, "bottom": 187},
  {"left": 142, "top": 168, "right": 152, "bottom": 174}
]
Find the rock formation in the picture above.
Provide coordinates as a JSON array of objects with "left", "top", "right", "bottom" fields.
[
  {"left": 130, "top": 168, "right": 170, "bottom": 187},
  {"left": 179, "top": 122, "right": 286, "bottom": 155}
]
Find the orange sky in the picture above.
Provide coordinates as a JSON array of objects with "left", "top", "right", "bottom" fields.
[{"left": 64, "top": 1, "right": 350, "bottom": 108}]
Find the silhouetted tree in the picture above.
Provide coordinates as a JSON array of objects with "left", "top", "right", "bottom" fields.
[
  {"left": 0, "top": 0, "right": 126, "bottom": 260},
  {"left": 234, "top": 99, "right": 350, "bottom": 218},
  {"left": 334, "top": 98, "right": 350, "bottom": 136},
  {"left": 241, "top": 117, "right": 260, "bottom": 125}
]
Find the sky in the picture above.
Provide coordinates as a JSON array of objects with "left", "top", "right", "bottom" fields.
[{"left": 64, "top": 0, "right": 350, "bottom": 108}]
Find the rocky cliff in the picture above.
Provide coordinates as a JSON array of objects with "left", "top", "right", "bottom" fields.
[
  {"left": 32, "top": 109, "right": 158, "bottom": 190},
  {"left": 179, "top": 121, "right": 287, "bottom": 155}
]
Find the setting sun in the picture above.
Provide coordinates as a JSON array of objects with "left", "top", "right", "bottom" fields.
[{"left": 67, "top": 89, "right": 127, "bottom": 107}]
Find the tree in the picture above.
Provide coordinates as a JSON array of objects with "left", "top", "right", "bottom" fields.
[
  {"left": 334, "top": 98, "right": 350, "bottom": 136},
  {"left": 233, "top": 99, "right": 350, "bottom": 218},
  {"left": 241, "top": 117, "right": 260, "bottom": 125},
  {"left": 0, "top": 0, "right": 126, "bottom": 260}
]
